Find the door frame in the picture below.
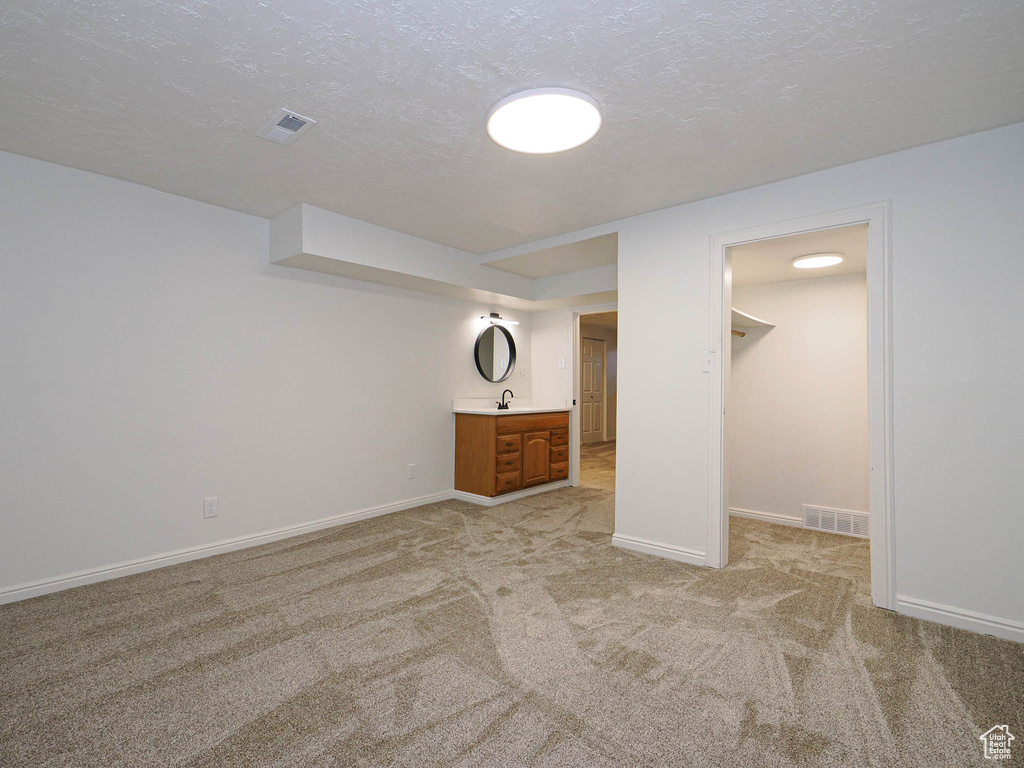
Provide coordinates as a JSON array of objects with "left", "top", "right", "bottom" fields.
[
  {"left": 707, "top": 202, "right": 895, "bottom": 611},
  {"left": 580, "top": 336, "right": 608, "bottom": 444},
  {"left": 568, "top": 303, "right": 618, "bottom": 487}
]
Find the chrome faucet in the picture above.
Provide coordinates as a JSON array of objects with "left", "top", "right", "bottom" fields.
[{"left": 497, "top": 389, "right": 514, "bottom": 410}]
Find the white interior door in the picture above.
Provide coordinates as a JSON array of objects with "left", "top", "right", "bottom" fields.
[{"left": 581, "top": 337, "right": 605, "bottom": 444}]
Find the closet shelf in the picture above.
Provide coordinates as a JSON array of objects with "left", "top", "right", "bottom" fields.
[{"left": 731, "top": 308, "right": 774, "bottom": 338}]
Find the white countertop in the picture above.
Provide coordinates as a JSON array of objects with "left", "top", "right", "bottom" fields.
[
  {"left": 453, "top": 406, "right": 572, "bottom": 415},
  {"left": 452, "top": 398, "right": 571, "bottom": 415}
]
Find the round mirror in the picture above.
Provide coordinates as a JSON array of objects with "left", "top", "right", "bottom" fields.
[{"left": 474, "top": 325, "right": 516, "bottom": 382}]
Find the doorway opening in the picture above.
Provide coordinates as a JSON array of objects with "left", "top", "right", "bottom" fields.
[
  {"left": 572, "top": 309, "right": 617, "bottom": 493},
  {"left": 709, "top": 204, "right": 894, "bottom": 610},
  {"left": 725, "top": 224, "right": 872, "bottom": 588}
]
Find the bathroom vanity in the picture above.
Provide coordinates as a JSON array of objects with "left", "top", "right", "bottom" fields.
[{"left": 454, "top": 409, "right": 570, "bottom": 498}]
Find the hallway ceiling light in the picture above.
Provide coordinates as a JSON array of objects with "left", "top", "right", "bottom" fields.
[
  {"left": 792, "top": 252, "right": 844, "bottom": 269},
  {"left": 487, "top": 88, "right": 601, "bottom": 154}
]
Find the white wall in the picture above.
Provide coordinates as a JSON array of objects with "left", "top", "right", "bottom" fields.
[
  {"left": 520, "top": 121, "right": 1024, "bottom": 635},
  {"left": 611, "top": 121, "right": 1024, "bottom": 631},
  {"left": 0, "top": 150, "right": 532, "bottom": 596},
  {"left": 5, "top": 118, "right": 1023, "bottom": 638},
  {"left": 728, "top": 275, "right": 868, "bottom": 520},
  {"left": 530, "top": 309, "right": 572, "bottom": 406},
  {"left": 579, "top": 321, "right": 618, "bottom": 440}
]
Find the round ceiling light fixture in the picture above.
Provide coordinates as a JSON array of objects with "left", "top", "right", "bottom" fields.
[
  {"left": 792, "top": 252, "right": 844, "bottom": 269},
  {"left": 487, "top": 88, "right": 602, "bottom": 154}
]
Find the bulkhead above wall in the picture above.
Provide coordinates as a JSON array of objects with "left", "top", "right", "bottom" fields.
[{"left": 269, "top": 204, "right": 617, "bottom": 311}]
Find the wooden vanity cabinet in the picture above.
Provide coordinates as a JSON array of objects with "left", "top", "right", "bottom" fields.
[{"left": 455, "top": 411, "right": 570, "bottom": 497}]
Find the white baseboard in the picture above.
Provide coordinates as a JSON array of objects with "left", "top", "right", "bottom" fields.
[
  {"left": 0, "top": 492, "right": 453, "bottom": 605},
  {"left": 896, "top": 595, "right": 1024, "bottom": 644},
  {"left": 729, "top": 506, "right": 802, "bottom": 527},
  {"left": 612, "top": 533, "right": 706, "bottom": 566},
  {"left": 451, "top": 480, "right": 571, "bottom": 507}
]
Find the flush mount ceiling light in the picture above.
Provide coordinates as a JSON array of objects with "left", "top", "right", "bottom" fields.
[
  {"left": 487, "top": 88, "right": 602, "bottom": 154},
  {"left": 792, "top": 252, "right": 844, "bottom": 269},
  {"left": 481, "top": 312, "right": 519, "bottom": 326}
]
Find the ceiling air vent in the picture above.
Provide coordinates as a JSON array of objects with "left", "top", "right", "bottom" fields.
[
  {"left": 802, "top": 504, "right": 869, "bottom": 539},
  {"left": 257, "top": 109, "right": 317, "bottom": 145}
]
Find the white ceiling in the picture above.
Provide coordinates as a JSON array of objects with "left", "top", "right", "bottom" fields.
[
  {"left": 730, "top": 224, "right": 867, "bottom": 288},
  {"left": 2, "top": 1, "right": 1022, "bottom": 255},
  {"left": 487, "top": 233, "right": 617, "bottom": 278}
]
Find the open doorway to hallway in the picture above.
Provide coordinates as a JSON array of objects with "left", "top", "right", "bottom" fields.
[{"left": 577, "top": 311, "right": 617, "bottom": 492}]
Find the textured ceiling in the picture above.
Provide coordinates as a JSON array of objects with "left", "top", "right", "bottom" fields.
[
  {"left": 1, "top": 1, "right": 1023, "bottom": 254},
  {"left": 487, "top": 233, "right": 617, "bottom": 277},
  {"left": 731, "top": 223, "right": 866, "bottom": 288}
]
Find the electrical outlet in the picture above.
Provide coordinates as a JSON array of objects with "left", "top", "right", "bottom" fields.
[
  {"left": 559, "top": 357, "right": 566, "bottom": 369},
  {"left": 203, "top": 497, "right": 219, "bottom": 519},
  {"left": 407, "top": 464, "right": 416, "bottom": 480}
]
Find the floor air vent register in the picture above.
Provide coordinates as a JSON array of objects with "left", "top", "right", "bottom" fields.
[{"left": 802, "top": 505, "right": 869, "bottom": 538}]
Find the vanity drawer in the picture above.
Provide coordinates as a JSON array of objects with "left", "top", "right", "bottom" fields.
[
  {"left": 496, "top": 452, "right": 521, "bottom": 473},
  {"left": 496, "top": 434, "right": 521, "bottom": 454},
  {"left": 549, "top": 462, "right": 568, "bottom": 481},
  {"left": 496, "top": 471, "right": 522, "bottom": 494},
  {"left": 550, "top": 430, "right": 568, "bottom": 447},
  {"left": 496, "top": 413, "right": 569, "bottom": 434},
  {"left": 549, "top": 444, "right": 568, "bottom": 463}
]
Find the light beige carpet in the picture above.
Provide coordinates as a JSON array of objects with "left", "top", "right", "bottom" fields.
[
  {"left": 580, "top": 440, "right": 616, "bottom": 492},
  {"left": 1, "top": 464, "right": 1021, "bottom": 767}
]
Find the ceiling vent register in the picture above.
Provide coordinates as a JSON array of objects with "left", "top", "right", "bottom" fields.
[
  {"left": 802, "top": 505, "right": 869, "bottom": 538},
  {"left": 258, "top": 109, "right": 316, "bottom": 145}
]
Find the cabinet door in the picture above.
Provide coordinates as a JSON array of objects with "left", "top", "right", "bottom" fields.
[{"left": 522, "top": 431, "right": 551, "bottom": 487}]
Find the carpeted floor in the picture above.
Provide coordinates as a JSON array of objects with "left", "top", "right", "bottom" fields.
[
  {"left": 580, "top": 440, "right": 616, "bottom": 492},
  {"left": 1, "top": 446, "right": 1021, "bottom": 767}
]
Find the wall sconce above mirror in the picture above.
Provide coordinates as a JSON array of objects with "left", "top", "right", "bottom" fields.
[
  {"left": 474, "top": 325, "right": 516, "bottom": 382},
  {"left": 480, "top": 312, "right": 519, "bottom": 326}
]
